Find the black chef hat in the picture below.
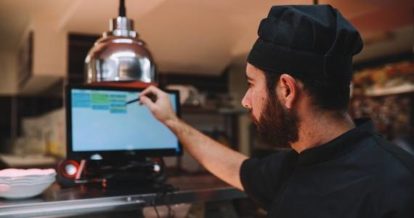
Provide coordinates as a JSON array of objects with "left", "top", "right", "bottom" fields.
[{"left": 247, "top": 5, "right": 363, "bottom": 85}]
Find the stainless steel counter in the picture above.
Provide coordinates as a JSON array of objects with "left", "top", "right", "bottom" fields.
[{"left": 0, "top": 175, "right": 246, "bottom": 217}]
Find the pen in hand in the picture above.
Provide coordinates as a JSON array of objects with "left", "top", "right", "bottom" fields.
[
  {"left": 125, "top": 98, "right": 140, "bottom": 105},
  {"left": 125, "top": 93, "right": 157, "bottom": 105}
]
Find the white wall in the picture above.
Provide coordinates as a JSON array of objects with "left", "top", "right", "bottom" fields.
[
  {"left": 0, "top": 16, "right": 67, "bottom": 96},
  {"left": 15, "top": 17, "right": 67, "bottom": 95},
  {"left": 31, "top": 16, "right": 67, "bottom": 78}
]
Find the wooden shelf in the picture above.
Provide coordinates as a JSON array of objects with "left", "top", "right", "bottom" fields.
[{"left": 365, "top": 83, "right": 414, "bottom": 96}]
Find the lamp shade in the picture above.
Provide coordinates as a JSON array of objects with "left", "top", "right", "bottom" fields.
[{"left": 85, "top": 3, "right": 156, "bottom": 83}]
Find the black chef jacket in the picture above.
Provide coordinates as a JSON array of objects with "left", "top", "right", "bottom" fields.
[{"left": 240, "top": 119, "right": 414, "bottom": 218}]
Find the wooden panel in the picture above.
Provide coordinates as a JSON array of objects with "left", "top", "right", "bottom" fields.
[{"left": 68, "top": 33, "right": 100, "bottom": 85}]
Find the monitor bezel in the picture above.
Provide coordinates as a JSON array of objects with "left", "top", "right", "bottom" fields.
[{"left": 65, "top": 84, "right": 182, "bottom": 161}]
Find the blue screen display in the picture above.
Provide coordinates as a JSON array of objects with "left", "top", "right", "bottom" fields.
[{"left": 70, "top": 88, "right": 179, "bottom": 152}]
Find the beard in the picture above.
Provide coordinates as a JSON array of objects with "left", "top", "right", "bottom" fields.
[{"left": 252, "top": 94, "right": 300, "bottom": 148}]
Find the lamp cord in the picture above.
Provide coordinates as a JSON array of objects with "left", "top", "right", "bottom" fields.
[{"left": 119, "top": 0, "right": 126, "bottom": 17}]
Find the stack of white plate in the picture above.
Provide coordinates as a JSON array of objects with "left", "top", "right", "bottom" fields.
[{"left": 0, "top": 168, "right": 56, "bottom": 199}]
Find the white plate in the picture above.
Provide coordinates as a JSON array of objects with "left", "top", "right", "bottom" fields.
[
  {"left": 0, "top": 177, "right": 55, "bottom": 185},
  {"left": 0, "top": 168, "right": 56, "bottom": 178},
  {"left": 0, "top": 168, "right": 55, "bottom": 199},
  {"left": 0, "top": 179, "right": 54, "bottom": 199}
]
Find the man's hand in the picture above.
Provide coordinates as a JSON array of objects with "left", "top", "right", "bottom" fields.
[{"left": 140, "top": 86, "right": 178, "bottom": 124}]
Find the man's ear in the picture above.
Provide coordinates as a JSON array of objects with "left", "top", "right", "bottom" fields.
[{"left": 278, "top": 74, "right": 300, "bottom": 109}]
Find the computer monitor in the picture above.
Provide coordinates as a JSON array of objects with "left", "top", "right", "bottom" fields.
[{"left": 65, "top": 85, "right": 182, "bottom": 161}]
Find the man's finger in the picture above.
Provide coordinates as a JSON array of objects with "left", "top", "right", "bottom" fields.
[
  {"left": 140, "top": 95, "right": 156, "bottom": 110},
  {"left": 141, "top": 85, "right": 161, "bottom": 97}
]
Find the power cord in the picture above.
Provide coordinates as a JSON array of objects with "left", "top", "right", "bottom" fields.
[
  {"left": 151, "top": 183, "right": 177, "bottom": 218},
  {"left": 153, "top": 204, "right": 161, "bottom": 218}
]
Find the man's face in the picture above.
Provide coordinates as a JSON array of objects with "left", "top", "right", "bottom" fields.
[
  {"left": 241, "top": 64, "right": 267, "bottom": 122},
  {"left": 242, "top": 64, "right": 299, "bottom": 148}
]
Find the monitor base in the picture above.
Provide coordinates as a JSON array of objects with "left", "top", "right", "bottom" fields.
[{"left": 57, "top": 158, "right": 167, "bottom": 189}]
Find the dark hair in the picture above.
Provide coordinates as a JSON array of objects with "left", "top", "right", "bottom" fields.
[{"left": 263, "top": 71, "right": 350, "bottom": 112}]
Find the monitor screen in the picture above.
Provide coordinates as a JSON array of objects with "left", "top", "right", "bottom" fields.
[{"left": 65, "top": 85, "right": 182, "bottom": 160}]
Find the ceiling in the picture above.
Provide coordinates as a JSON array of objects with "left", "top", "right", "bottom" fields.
[{"left": 0, "top": 0, "right": 412, "bottom": 75}]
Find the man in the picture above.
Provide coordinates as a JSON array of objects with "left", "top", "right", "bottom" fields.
[{"left": 140, "top": 5, "right": 414, "bottom": 218}]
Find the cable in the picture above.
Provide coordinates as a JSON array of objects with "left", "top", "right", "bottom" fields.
[
  {"left": 167, "top": 204, "right": 174, "bottom": 218},
  {"left": 151, "top": 183, "right": 177, "bottom": 218},
  {"left": 153, "top": 204, "right": 161, "bottom": 218},
  {"left": 150, "top": 191, "right": 161, "bottom": 218},
  {"left": 119, "top": 0, "right": 126, "bottom": 17},
  {"left": 164, "top": 192, "right": 173, "bottom": 218}
]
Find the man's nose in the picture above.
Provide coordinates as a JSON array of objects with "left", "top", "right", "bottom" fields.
[{"left": 241, "top": 95, "right": 251, "bottom": 110}]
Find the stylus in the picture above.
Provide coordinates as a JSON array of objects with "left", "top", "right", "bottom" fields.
[
  {"left": 125, "top": 98, "right": 140, "bottom": 105},
  {"left": 125, "top": 94, "right": 157, "bottom": 105}
]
